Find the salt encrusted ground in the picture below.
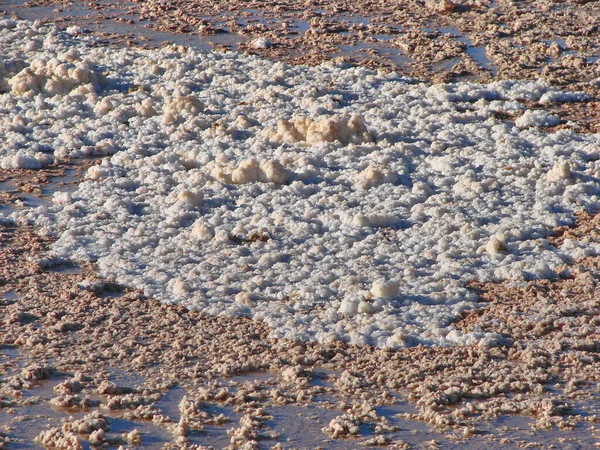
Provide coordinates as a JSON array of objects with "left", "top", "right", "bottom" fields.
[
  {"left": 4, "top": 19, "right": 600, "bottom": 349},
  {"left": 1, "top": 1, "right": 600, "bottom": 449}
]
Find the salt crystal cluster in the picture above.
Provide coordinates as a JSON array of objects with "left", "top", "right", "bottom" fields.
[
  {"left": 266, "top": 114, "right": 371, "bottom": 145},
  {"left": 9, "top": 55, "right": 99, "bottom": 97},
  {"left": 6, "top": 20, "right": 600, "bottom": 348}
]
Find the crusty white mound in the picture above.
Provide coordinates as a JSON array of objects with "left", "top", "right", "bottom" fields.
[{"left": 8, "top": 20, "right": 600, "bottom": 347}]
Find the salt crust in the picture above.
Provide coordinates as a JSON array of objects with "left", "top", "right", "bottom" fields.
[{"left": 5, "top": 20, "right": 600, "bottom": 348}]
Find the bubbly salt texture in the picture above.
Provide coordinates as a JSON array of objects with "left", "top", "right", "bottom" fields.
[{"left": 5, "top": 20, "right": 600, "bottom": 348}]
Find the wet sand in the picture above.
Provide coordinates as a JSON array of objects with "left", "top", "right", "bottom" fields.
[{"left": 1, "top": 1, "right": 600, "bottom": 449}]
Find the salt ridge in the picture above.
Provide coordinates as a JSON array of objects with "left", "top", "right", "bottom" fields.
[{"left": 5, "top": 20, "right": 600, "bottom": 348}]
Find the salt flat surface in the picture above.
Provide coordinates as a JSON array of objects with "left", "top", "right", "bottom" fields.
[{"left": 5, "top": 20, "right": 600, "bottom": 348}]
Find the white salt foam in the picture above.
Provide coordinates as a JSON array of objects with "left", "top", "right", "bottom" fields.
[{"left": 5, "top": 20, "right": 600, "bottom": 347}]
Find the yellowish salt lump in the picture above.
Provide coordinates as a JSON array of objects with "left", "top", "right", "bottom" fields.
[
  {"left": 9, "top": 57, "right": 99, "bottom": 97},
  {"left": 270, "top": 118, "right": 306, "bottom": 143},
  {"left": 172, "top": 278, "right": 188, "bottom": 296},
  {"left": 357, "top": 301, "right": 376, "bottom": 314},
  {"left": 452, "top": 179, "right": 484, "bottom": 198},
  {"left": 370, "top": 279, "right": 400, "bottom": 299},
  {"left": 138, "top": 98, "right": 157, "bottom": 117},
  {"left": 233, "top": 114, "right": 252, "bottom": 129},
  {"left": 231, "top": 158, "right": 259, "bottom": 184},
  {"left": 94, "top": 97, "right": 119, "bottom": 116},
  {"left": 368, "top": 214, "right": 396, "bottom": 227},
  {"left": 546, "top": 161, "right": 571, "bottom": 183},
  {"left": 338, "top": 297, "right": 359, "bottom": 315},
  {"left": 162, "top": 94, "right": 203, "bottom": 125},
  {"left": 485, "top": 235, "right": 505, "bottom": 255},
  {"left": 177, "top": 189, "right": 203, "bottom": 207},
  {"left": 208, "top": 159, "right": 288, "bottom": 185},
  {"left": 258, "top": 160, "right": 288, "bottom": 184},
  {"left": 352, "top": 212, "right": 397, "bottom": 228},
  {"left": 351, "top": 213, "right": 369, "bottom": 227},
  {"left": 235, "top": 292, "right": 254, "bottom": 306},
  {"left": 191, "top": 221, "right": 214, "bottom": 241},
  {"left": 85, "top": 166, "right": 103, "bottom": 180},
  {"left": 357, "top": 165, "right": 398, "bottom": 189},
  {"left": 207, "top": 162, "right": 232, "bottom": 184},
  {"left": 267, "top": 114, "right": 371, "bottom": 145},
  {"left": 231, "top": 222, "right": 246, "bottom": 235}
]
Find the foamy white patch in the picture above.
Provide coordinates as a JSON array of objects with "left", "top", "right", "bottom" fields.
[{"left": 6, "top": 21, "right": 600, "bottom": 348}]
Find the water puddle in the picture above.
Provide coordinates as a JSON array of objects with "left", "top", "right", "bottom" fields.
[
  {"left": 107, "top": 416, "right": 172, "bottom": 449},
  {"left": 0, "top": 390, "right": 172, "bottom": 449},
  {"left": 1, "top": 164, "right": 87, "bottom": 218},
  {"left": 4, "top": 191, "right": 52, "bottom": 217},
  {"left": 439, "top": 27, "right": 496, "bottom": 74},
  {"left": 3, "top": 0, "right": 132, "bottom": 24},
  {"left": 335, "top": 43, "right": 412, "bottom": 69},
  {"left": 0, "top": 181, "right": 17, "bottom": 191},
  {"left": 0, "top": 182, "right": 18, "bottom": 219},
  {"left": 14, "top": 193, "right": 49, "bottom": 209},
  {"left": 432, "top": 55, "right": 462, "bottom": 72},
  {"left": 43, "top": 262, "right": 82, "bottom": 275},
  {"left": 153, "top": 386, "right": 187, "bottom": 420},
  {"left": 0, "top": 369, "right": 178, "bottom": 448},
  {"left": 481, "top": 413, "right": 597, "bottom": 450},
  {"left": 1, "top": 0, "right": 506, "bottom": 80},
  {"left": 0, "top": 343, "right": 20, "bottom": 359},
  {"left": 228, "top": 370, "right": 274, "bottom": 385},
  {"left": 194, "top": 404, "right": 240, "bottom": 447},
  {"left": 0, "top": 409, "right": 64, "bottom": 449},
  {"left": 240, "top": 8, "right": 268, "bottom": 15},
  {"left": 374, "top": 33, "right": 398, "bottom": 42},
  {"left": 467, "top": 46, "right": 495, "bottom": 72},
  {"left": 278, "top": 17, "right": 311, "bottom": 35},
  {"left": 264, "top": 404, "right": 343, "bottom": 448},
  {"left": 152, "top": 386, "right": 242, "bottom": 447},
  {"left": 439, "top": 26, "right": 464, "bottom": 39},
  {"left": 587, "top": 55, "right": 600, "bottom": 64},
  {"left": 310, "top": 368, "right": 338, "bottom": 389},
  {"left": 1, "top": 291, "right": 18, "bottom": 305},
  {"left": 546, "top": 38, "right": 568, "bottom": 48},
  {"left": 335, "top": 15, "right": 372, "bottom": 27}
]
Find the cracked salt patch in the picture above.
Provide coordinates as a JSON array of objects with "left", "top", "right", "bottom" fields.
[{"left": 5, "top": 20, "right": 600, "bottom": 348}]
